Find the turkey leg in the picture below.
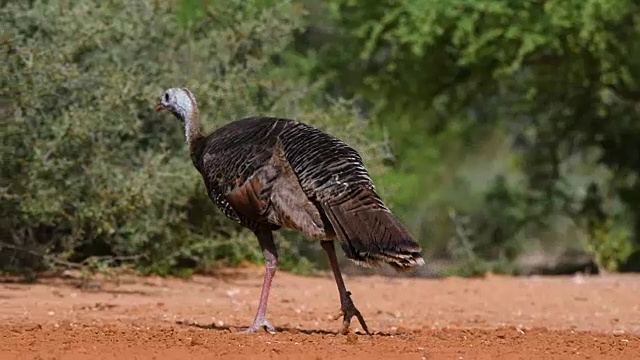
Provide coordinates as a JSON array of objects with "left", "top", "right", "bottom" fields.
[
  {"left": 320, "top": 240, "right": 370, "bottom": 335},
  {"left": 242, "top": 229, "right": 278, "bottom": 333}
]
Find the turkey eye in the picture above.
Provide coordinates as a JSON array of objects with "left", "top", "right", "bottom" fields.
[{"left": 164, "top": 93, "right": 169, "bottom": 102}]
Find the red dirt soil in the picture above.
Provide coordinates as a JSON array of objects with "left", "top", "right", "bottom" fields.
[{"left": 1, "top": 266, "right": 639, "bottom": 359}]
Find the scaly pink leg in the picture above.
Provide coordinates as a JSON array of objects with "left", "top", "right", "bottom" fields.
[{"left": 242, "top": 229, "right": 277, "bottom": 333}]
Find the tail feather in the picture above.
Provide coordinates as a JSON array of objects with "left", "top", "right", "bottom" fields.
[{"left": 321, "top": 188, "right": 424, "bottom": 271}]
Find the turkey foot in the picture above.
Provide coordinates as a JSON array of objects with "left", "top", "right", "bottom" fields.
[
  {"left": 241, "top": 318, "right": 276, "bottom": 334},
  {"left": 239, "top": 229, "right": 278, "bottom": 335},
  {"left": 333, "top": 291, "right": 370, "bottom": 335}
]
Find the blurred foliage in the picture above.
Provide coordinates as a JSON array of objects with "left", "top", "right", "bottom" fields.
[
  {"left": 2, "top": 0, "right": 639, "bottom": 277},
  {"left": 292, "top": 0, "right": 640, "bottom": 273}
]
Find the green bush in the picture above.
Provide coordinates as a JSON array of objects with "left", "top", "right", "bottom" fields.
[{"left": 1, "top": 0, "right": 388, "bottom": 275}]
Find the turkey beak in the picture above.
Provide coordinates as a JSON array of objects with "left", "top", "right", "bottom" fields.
[{"left": 155, "top": 102, "right": 165, "bottom": 112}]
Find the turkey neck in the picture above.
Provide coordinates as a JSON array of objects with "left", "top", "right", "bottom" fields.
[{"left": 180, "top": 93, "right": 204, "bottom": 153}]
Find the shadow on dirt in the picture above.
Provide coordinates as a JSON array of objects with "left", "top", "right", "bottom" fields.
[{"left": 175, "top": 320, "right": 396, "bottom": 337}]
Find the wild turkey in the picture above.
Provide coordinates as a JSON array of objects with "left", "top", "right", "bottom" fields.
[{"left": 155, "top": 87, "right": 424, "bottom": 334}]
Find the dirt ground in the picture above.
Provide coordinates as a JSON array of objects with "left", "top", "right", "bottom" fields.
[{"left": 1, "top": 266, "right": 639, "bottom": 360}]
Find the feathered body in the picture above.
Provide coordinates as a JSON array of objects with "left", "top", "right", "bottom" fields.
[
  {"left": 189, "top": 116, "right": 423, "bottom": 270},
  {"left": 155, "top": 87, "right": 423, "bottom": 334}
]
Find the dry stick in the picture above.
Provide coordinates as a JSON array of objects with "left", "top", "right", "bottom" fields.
[
  {"left": 0, "top": 241, "right": 140, "bottom": 270},
  {"left": 448, "top": 207, "right": 478, "bottom": 262}
]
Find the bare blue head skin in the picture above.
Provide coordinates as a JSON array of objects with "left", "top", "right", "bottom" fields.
[{"left": 155, "top": 87, "right": 201, "bottom": 145}]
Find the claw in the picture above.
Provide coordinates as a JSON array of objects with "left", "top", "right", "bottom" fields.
[
  {"left": 335, "top": 291, "right": 371, "bottom": 335},
  {"left": 240, "top": 319, "right": 276, "bottom": 334},
  {"left": 351, "top": 307, "right": 370, "bottom": 335}
]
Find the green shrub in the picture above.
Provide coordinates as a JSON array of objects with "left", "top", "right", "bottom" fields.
[
  {"left": 1, "top": 0, "right": 388, "bottom": 275},
  {"left": 587, "top": 219, "right": 634, "bottom": 272}
]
